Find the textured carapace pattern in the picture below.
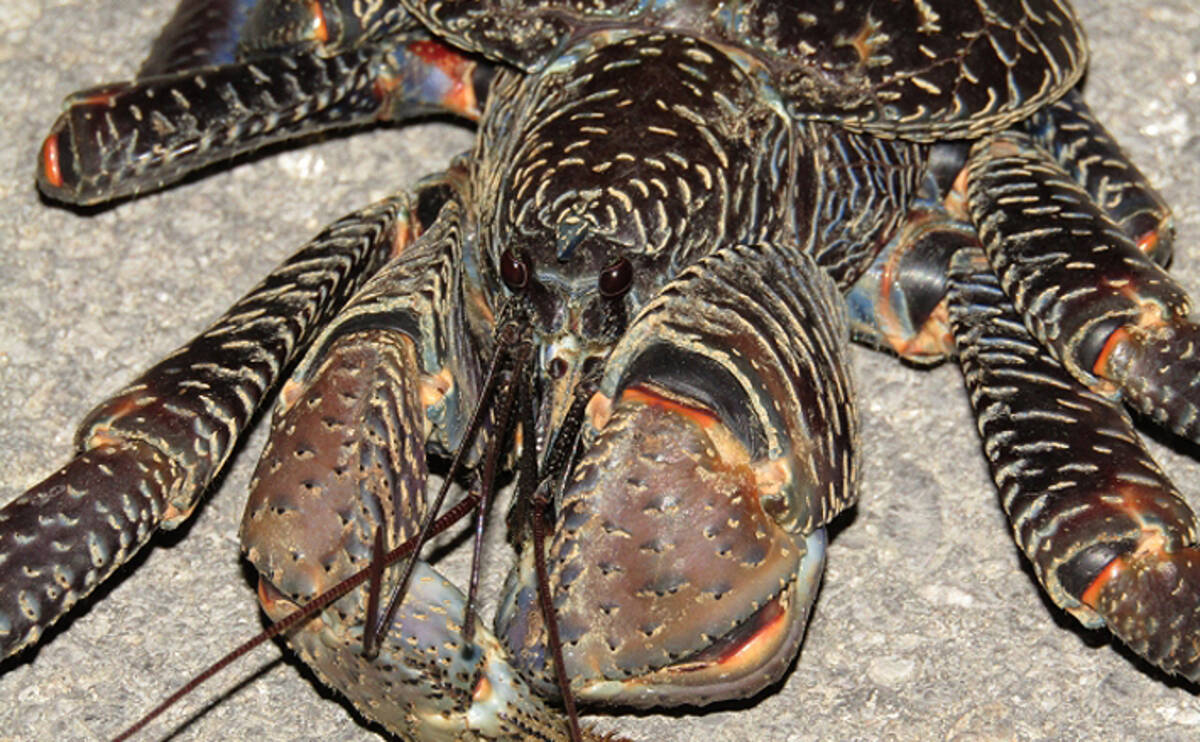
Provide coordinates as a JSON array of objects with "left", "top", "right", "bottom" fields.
[{"left": 412, "top": 0, "right": 1085, "bottom": 139}]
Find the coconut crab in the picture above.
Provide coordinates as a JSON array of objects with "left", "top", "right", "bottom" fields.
[{"left": 0, "top": 1, "right": 1195, "bottom": 739}]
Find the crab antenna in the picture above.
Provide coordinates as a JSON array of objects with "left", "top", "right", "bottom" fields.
[
  {"left": 362, "top": 524, "right": 387, "bottom": 657},
  {"left": 111, "top": 495, "right": 479, "bottom": 742},
  {"left": 519, "top": 376, "right": 585, "bottom": 742},
  {"left": 463, "top": 342, "right": 531, "bottom": 641},
  {"left": 363, "top": 316, "right": 529, "bottom": 658}
]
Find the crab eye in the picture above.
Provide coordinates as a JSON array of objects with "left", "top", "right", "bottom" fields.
[
  {"left": 598, "top": 257, "right": 633, "bottom": 298},
  {"left": 500, "top": 249, "right": 529, "bottom": 291}
]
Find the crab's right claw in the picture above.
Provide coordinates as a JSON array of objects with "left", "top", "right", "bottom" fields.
[{"left": 499, "top": 243, "right": 857, "bottom": 706}]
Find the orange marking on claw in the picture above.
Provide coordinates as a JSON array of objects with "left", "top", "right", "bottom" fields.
[
  {"left": 621, "top": 385, "right": 718, "bottom": 430},
  {"left": 41, "top": 135, "right": 63, "bottom": 188},
  {"left": 1136, "top": 229, "right": 1159, "bottom": 256},
  {"left": 418, "top": 368, "right": 453, "bottom": 409},
  {"left": 309, "top": 0, "right": 329, "bottom": 44},
  {"left": 875, "top": 241, "right": 904, "bottom": 337},
  {"left": 585, "top": 392, "right": 613, "bottom": 430},
  {"left": 372, "top": 75, "right": 398, "bottom": 107},
  {"left": 945, "top": 166, "right": 972, "bottom": 220},
  {"left": 715, "top": 596, "right": 787, "bottom": 671},
  {"left": 256, "top": 578, "right": 313, "bottom": 627},
  {"left": 279, "top": 377, "right": 307, "bottom": 412},
  {"left": 1081, "top": 555, "right": 1126, "bottom": 609},
  {"left": 162, "top": 501, "right": 199, "bottom": 525}
]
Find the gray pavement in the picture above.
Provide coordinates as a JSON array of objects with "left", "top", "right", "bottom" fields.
[{"left": 1, "top": 0, "right": 1198, "bottom": 740}]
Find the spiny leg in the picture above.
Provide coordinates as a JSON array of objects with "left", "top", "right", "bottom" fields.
[
  {"left": 0, "top": 188, "right": 422, "bottom": 660},
  {"left": 850, "top": 92, "right": 1200, "bottom": 680},
  {"left": 1024, "top": 89, "right": 1175, "bottom": 266},
  {"left": 955, "top": 100, "right": 1200, "bottom": 679},
  {"left": 38, "top": 3, "right": 487, "bottom": 205},
  {"left": 964, "top": 128, "right": 1198, "bottom": 432},
  {"left": 947, "top": 247, "right": 1200, "bottom": 678},
  {"left": 497, "top": 242, "right": 855, "bottom": 707}
]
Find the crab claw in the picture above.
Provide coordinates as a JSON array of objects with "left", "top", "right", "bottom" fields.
[
  {"left": 498, "top": 243, "right": 855, "bottom": 706},
  {"left": 499, "top": 386, "right": 827, "bottom": 706},
  {"left": 242, "top": 327, "right": 577, "bottom": 740}
]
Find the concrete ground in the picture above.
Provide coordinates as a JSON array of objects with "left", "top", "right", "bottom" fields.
[{"left": 0, "top": 0, "right": 1198, "bottom": 740}]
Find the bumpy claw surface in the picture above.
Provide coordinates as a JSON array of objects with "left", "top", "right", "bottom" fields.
[
  {"left": 498, "top": 384, "right": 825, "bottom": 708},
  {"left": 241, "top": 327, "right": 580, "bottom": 740}
]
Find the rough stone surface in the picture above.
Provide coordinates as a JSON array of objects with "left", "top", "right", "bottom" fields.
[{"left": 0, "top": 1, "right": 1198, "bottom": 740}]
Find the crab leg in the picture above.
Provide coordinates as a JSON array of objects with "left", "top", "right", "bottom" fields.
[
  {"left": 497, "top": 243, "right": 854, "bottom": 707},
  {"left": 0, "top": 190, "right": 419, "bottom": 660},
  {"left": 39, "top": 39, "right": 486, "bottom": 204},
  {"left": 1025, "top": 89, "right": 1175, "bottom": 266},
  {"left": 947, "top": 247, "right": 1200, "bottom": 679},
  {"left": 844, "top": 193, "right": 975, "bottom": 364},
  {"left": 963, "top": 131, "right": 1200, "bottom": 442}
]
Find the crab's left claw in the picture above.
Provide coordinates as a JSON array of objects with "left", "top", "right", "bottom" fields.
[{"left": 498, "top": 244, "right": 856, "bottom": 706}]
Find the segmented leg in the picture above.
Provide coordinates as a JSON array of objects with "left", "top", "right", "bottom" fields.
[
  {"left": 1025, "top": 89, "right": 1175, "bottom": 266},
  {"left": 845, "top": 191, "right": 975, "bottom": 364},
  {"left": 0, "top": 191, "right": 418, "bottom": 659},
  {"left": 498, "top": 243, "right": 855, "bottom": 707},
  {"left": 849, "top": 88, "right": 1180, "bottom": 368},
  {"left": 964, "top": 130, "right": 1200, "bottom": 440},
  {"left": 953, "top": 109, "right": 1200, "bottom": 679},
  {"left": 138, "top": 0, "right": 425, "bottom": 76},
  {"left": 948, "top": 248, "right": 1200, "bottom": 678},
  {"left": 40, "top": 26, "right": 487, "bottom": 204},
  {"left": 852, "top": 91, "right": 1200, "bottom": 682}
]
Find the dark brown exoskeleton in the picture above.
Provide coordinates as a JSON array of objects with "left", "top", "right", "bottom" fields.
[{"left": 3, "top": 1, "right": 1200, "bottom": 739}]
